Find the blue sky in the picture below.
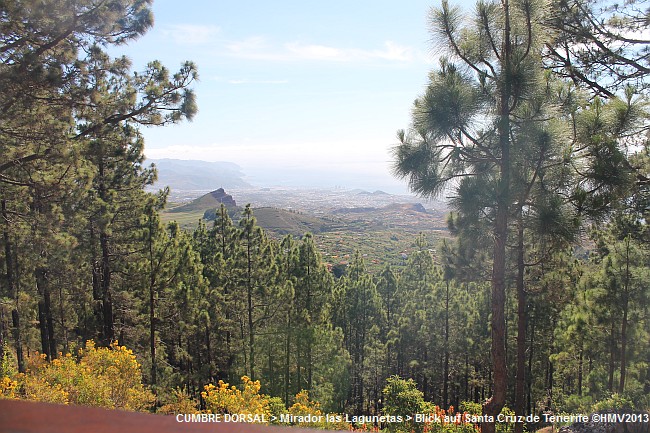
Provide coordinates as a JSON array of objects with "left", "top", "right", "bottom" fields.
[{"left": 118, "top": 0, "right": 474, "bottom": 192}]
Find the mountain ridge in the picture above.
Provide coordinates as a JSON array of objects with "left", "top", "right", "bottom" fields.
[{"left": 147, "top": 158, "right": 251, "bottom": 190}]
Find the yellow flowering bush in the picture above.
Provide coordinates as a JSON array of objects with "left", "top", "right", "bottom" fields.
[
  {"left": 288, "top": 390, "right": 323, "bottom": 428},
  {"left": 20, "top": 340, "right": 154, "bottom": 411},
  {"left": 22, "top": 373, "right": 69, "bottom": 404},
  {"left": 1, "top": 375, "right": 18, "bottom": 399},
  {"left": 202, "top": 376, "right": 271, "bottom": 420},
  {"left": 289, "top": 389, "right": 322, "bottom": 417},
  {"left": 157, "top": 388, "right": 200, "bottom": 415},
  {"left": 288, "top": 390, "right": 349, "bottom": 430},
  {"left": 1, "top": 346, "right": 18, "bottom": 399}
]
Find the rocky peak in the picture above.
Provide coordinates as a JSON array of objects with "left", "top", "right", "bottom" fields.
[{"left": 210, "top": 188, "right": 236, "bottom": 207}]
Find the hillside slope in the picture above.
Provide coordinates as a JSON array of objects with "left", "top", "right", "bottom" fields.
[{"left": 168, "top": 188, "right": 237, "bottom": 213}]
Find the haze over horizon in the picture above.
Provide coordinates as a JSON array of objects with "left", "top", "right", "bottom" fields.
[
  {"left": 115, "top": 0, "right": 473, "bottom": 196},
  {"left": 148, "top": 157, "right": 417, "bottom": 195}
]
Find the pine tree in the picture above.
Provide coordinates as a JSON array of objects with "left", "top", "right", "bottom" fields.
[
  {"left": 392, "top": 1, "right": 647, "bottom": 428},
  {"left": 236, "top": 205, "right": 279, "bottom": 381},
  {"left": 333, "top": 252, "right": 382, "bottom": 413},
  {"left": 377, "top": 265, "right": 400, "bottom": 377},
  {"left": 140, "top": 197, "right": 205, "bottom": 387},
  {"left": 545, "top": 0, "right": 650, "bottom": 97},
  {"left": 293, "top": 233, "right": 333, "bottom": 392},
  {"left": 1, "top": 0, "right": 197, "bottom": 365}
]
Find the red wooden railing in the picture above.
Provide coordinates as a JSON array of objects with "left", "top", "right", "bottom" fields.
[{"left": 0, "top": 399, "right": 321, "bottom": 433}]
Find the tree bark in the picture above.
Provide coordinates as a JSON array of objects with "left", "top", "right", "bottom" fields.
[
  {"left": 100, "top": 231, "right": 114, "bottom": 345},
  {"left": 284, "top": 309, "right": 292, "bottom": 406},
  {"left": 11, "top": 309, "right": 24, "bottom": 372},
  {"left": 515, "top": 216, "right": 526, "bottom": 433},
  {"left": 2, "top": 199, "right": 24, "bottom": 371},
  {"left": 205, "top": 325, "right": 213, "bottom": 381},
  {"left": 527, "top": 316, "right": 535, "bottom": 414},
  {"left": 578, "top": 343, "right": 583, "bottom": 396},
  {"left": 444, "top": 280, "right": 450, "bottom": 409},
  {"left": 89, "top": 223, "right": 103, "bottom": 339},
  {"left": 246, "top": 228, "right": 255, "bottom": 381},
  {"left": 150, "top": 273, "right": 157, "bottom": 385},
  {"left": 608, "top": 320, "right": 616, "bottom": 392},
  {"left": 36, "top": 267, "right": 56, "bottom": 360},
  {"left": 547, "top": 340, "right": 554, "bottom": 408},
  {"left": 619, "top": 237, "right": 631, "bottom": 393},
  {"left": 148, "top": 210, "right": 157, "bottom": 386},
  {"left": 483, "top": 0, "right": 511, "bottom": 428},
  {"left": 0, "top": 309, "right": 4, "bottom": 363}
]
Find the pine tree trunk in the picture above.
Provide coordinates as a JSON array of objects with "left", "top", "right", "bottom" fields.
[
  {"left": 36, "top": 267, "right": 56, "bottom": 359},
  {"left": 306, "top": 270, "right": 313, "bottom": 392},
  {"left": 423, "top": 347, "right": 429, "bottom": 401},
  {"left": 0, "top": 309, "right": 4, "bottom": 362},
  {"left": 2, "top": 199, "right": 24, "bottom": 371},
  {"left": 247, "top": 243, "right": 255, "bottom": 381},
  {"left": 58, "top": 285, "right": 69, "bottom": 353},
  {"left": 485, "top": 144, "right": 508, "bottom": 413},
  {"left": 474, "top": 364, "right": 481, "bottom": 402},
  {"left": 284, "top": 311, "right": 291, "bottom": 406},
  {"left": 515, "top": 217, "right": 526, "bottom": 433},
  {"left": 619, "top": 237, "right": 630, "bottom": 393},
  {"left": 97, "top": 158, "right": 114, "bottom": 346},
  {"left": 619, "top": 295, "right": 628, "bottom": 393},
  {"left": 465, "top": 353, "right": 469, "bottom": 401},
  {"left": 150, "top": 279, "right": 156, "bottom": 385},
  {"left": 483, "top": 0, "right": 512, "bottom": 426},
  {"left": 267, "top": 343, "right": 274, "bottom": 393},
  {"left": 248, "top": 296, "right": 255, "bottom": 381},
  {"left": 547, "top": 345, "right": 554, "bottom": 408},
  {"left": 90, "top": 224, "right": 103, "bottom": 339},
  {"left": 608, "top": 320, "right": 616, "bottom": 392},
  {"left": 148, "top": 212, "right": 157, "bottom": 386},
  {"left": 484, "top": 9, "right": 511, "bottom": 426},
  {"left": 578, "top": 344, "right": 583, "bottom": 396},
  {"left": 100, "top": 231, "right": 114, "bottom": 344},
  {"left": 206, "top": 325, "right": 213, "bottom": 381},
  {"left": 527, "top": 317, "right": 535, "bottom": 415},
  {"left": 219, "top": 210, "right": 235, "bottom": 381},
  {"left": 11, "top": 309, "right": 24, "bottom": 372},
  {"left": 38, "top": 300, "right": 50, "bottom": 358},
  {"left": 444, "top": 280, "right": 450, "bottom": 409}
]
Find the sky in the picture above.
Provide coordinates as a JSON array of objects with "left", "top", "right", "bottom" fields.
[{"left": 117, "top": 0, "right": 475, "bottom": 193}]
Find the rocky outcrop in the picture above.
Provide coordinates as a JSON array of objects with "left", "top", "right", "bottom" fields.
[
  {"left": 210, "top": 188, "right": 236, "bottom": 207},
  {"left": 168, "top": 187, "right": 237, "bottom": 214}
]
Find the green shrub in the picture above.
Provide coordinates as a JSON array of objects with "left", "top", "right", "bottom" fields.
[
  {"left": 592, "top": 393, "right": 636, "bottom": 412},
  {"left": 383, "top": 376, "right": 425, "bottom": 433}
]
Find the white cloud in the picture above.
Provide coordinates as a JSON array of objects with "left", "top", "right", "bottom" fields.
[
  {"left": 373, "top": 41, "right": 416, "bottom": 61},
  {"left": 145, "top": 138, "right": 391, "bottom": 169},
  {"left": 225, "top": 36, "right": 272, "bottom": 56},
  {"left": 164, "top": 24, "right": 220, "bottom": 45},
  {"left": 285, "top": 43, "right": 345, "bottom": 60},
  {"left": 225, "top": 37, "right": 422, "bottom": 63},
  {"left": 283, "top": 41, "right": 420, "bottom": 62},
  {"left": 228, "top": 79, "right": 289, "bottom": 85}
]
